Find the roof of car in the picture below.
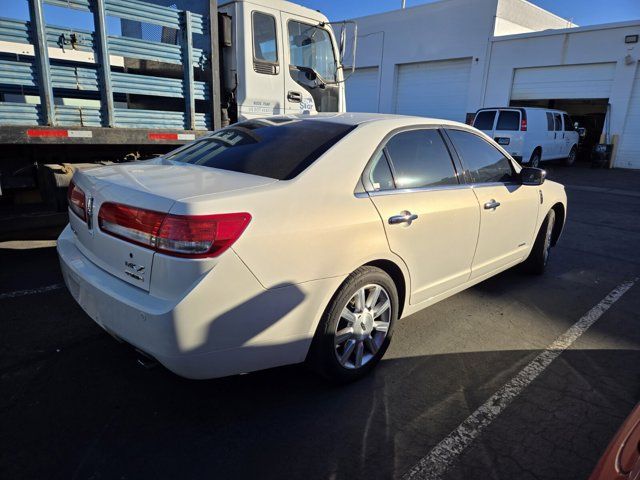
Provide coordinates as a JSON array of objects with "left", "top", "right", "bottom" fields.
[{"left": 254, "top": 112, "right": 470, "bottom": 128}]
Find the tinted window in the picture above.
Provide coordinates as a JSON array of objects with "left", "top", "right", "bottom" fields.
[
  {"left": 563, "top": 114, "right": 574, "bottom": 131},
  {"left": 554, "top": 113, "right": 562, "bottom": 131},
  {"left": 496, "top": 110, "right": 520, "bottom": 131},
  {"left": 164, "top": 119, "right": 355, "bottom": 180},
  {"left": 447, "top": 129, "right": 515, "bottom": 183},
  {"left": 546, "top": 112, "right": 554, "bottom": 131},
  {"left": 385, "top": 129, "right": 458, "bottom": 189},
  {"left": 473, "top": 111, "right": 496, "bottom": 131},
  {"left": 253, "top": 12, "right": 278, "bottom": 63},
  {"left": 369, "top": 150, "right": 395, "bottom": 191}
]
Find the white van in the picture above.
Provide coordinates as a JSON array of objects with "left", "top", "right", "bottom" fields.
[{"left": 473, "top": 107, "right": 579, "bottom": 167}]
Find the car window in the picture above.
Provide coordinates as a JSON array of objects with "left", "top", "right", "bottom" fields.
[
  {"left": 446, "top": 129, "right": 515, "bottom": 183},
  {"left": 553, "top": 113, "right": 562, "bottom": 131},
  {"left": 164, "top": 119, "right": 355, "bottom": 180},
  {"left": 252, "top": 12, "right": 278, "bottom": 64},
  {"left": 369, "top": 150, "right": 395, "bottom": 191},
  {"left": 496, "top": 110, "right": 520, "bottom": 131},
  {"left": 563, "top": 114, "right": 574, "bottom": 131},
  {"left": 384, "top": 129, "right": 458, "bottom": 189},
  {"left": 473, "top": 111, "right": 496, "bottom": 131},
  {"left": 546, "top": 112, "right": 555, "bottom": 131}
]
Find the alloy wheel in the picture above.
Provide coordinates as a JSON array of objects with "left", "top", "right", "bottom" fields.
[{"left": 334, "top": 284, "right": 392, "bottom": 369}]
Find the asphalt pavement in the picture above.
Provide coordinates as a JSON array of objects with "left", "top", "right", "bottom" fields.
[{"left": 1, "top": 164, "right": 639, "bottom": 480}]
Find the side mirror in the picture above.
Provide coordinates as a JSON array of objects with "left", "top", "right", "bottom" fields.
[{"left": 521, "top": 167, "right": 546, "bottom": 186}]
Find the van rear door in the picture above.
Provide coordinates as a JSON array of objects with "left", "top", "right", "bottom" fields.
[
  {"left": 492, "top": 109, "right": 524, "bottom": 160},
  {"left": 472, "top": 109, "right": 497, "bottom": 134}
]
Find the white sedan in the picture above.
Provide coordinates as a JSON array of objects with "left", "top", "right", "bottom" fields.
[{"left": 58, "top": 113, "right": 567, "bottom": 382}]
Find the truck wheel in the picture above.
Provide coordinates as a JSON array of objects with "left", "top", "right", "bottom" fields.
[
  {"left": 308, "top": 266, "right": 398, "bottom": 383},
  {"left": 528, "top": 150, "right": 541, "bottom": 168},
  {"left": 565, "top": 146, "right": 577, "bottom": 166},
  {"left": 522, "top": 209, "right": 556, "bottom": 275}
]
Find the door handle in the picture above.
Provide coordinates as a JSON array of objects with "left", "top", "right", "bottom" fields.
[
  {"left": 484, "top": 199, "right": 501, "bottom": 210},
  {"left": 388, "top": 211, "right": 418, "bottom": 225},
  {"left": 287, "top": 91, "right": 302, "bottom": 103}
]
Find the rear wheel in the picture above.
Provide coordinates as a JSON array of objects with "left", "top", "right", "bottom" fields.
[
  {"left": 523, "top": 209, "right": 556, "bottom": 275},
  {"left": 528, "top": 149, "right": 541, "bottom": 168},
  {"left": 565, "top": 146, "right": 577, "bottom": 166},
  {"left": 309, "top": 266, "right": 398, "bottom": 383}
]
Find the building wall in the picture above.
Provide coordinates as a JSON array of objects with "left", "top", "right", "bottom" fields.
[
  {"left": 348, "top": 0, "right": 500, "bottom": 116},
  {"left": 347, "top": 0, "right": 576, "bottom": 118},
  {"left": 483, "top": 21, "right": 640, "bottom": 167}
]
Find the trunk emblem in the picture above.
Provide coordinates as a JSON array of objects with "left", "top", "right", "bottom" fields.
[{"left": 124, "top": 261, "right": 146, "bottom": 282}]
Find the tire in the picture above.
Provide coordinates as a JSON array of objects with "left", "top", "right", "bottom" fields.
[
  {"left": 308, "top": 266, "right": 399, "bottom": 383},
  {"left": 565, "top": 146, "right": 577, "bottom": 166},
  {"left": 522, "top": 209, "right": 556, "bottom": 275},
  {"left": 528, "top": 150, "right": 541, "bottom": 168}
]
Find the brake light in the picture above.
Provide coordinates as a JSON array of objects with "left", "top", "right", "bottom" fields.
[
  {"left": 521, "top": 118, "right": 527, "bottom": 131},
  {"left": 67, "top": 180, "right": 86, "bottom": 221},
  {"left": 98, "top": 203, "right": 251, "bottom": 258}
]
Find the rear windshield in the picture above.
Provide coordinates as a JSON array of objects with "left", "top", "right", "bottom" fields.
[
  {"left": 164, "top": 119, "right": 356, "bottom": 180},
  {"left": 496, "top": 110, "right": 520, "bottom": 131},
  {"left": 473, "top": 111, "right": 496, "bottom": 130}
]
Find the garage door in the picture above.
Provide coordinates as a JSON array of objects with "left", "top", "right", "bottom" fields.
[
  {"left": 346, "top": 67, "right": 379, "bottom": 113},
  {"left": 394, "top": 58, "right": 472, "bottom": 121},
  {"left": 511, "top": 63, "right": 616, "bottom": 100},
  {"left": 616, "top": 65, "right": 640, "bottom": 169}
]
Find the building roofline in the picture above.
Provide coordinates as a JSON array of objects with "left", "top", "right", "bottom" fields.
[
  {"left": 491, "top": 18, "right": 640, "bottom": 42},
  {"left": 348, "top": 0, "right": 474, "bottom": 22},
  {"left": 512, "top": 0, "right": 576, "bottom": 28}
]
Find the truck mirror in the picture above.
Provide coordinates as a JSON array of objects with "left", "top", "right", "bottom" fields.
[{"left": 218, "top": 13, "right": 232, "bottom": 47}]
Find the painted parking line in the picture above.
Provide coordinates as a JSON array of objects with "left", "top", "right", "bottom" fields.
[
  {"left": 0, "top": 283, "right": 64, "bottom": 300},
  {"left": 403, "top": 278, "right": 638, "bottom": 480}
]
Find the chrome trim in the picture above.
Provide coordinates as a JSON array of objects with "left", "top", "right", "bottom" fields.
[{"left": 367, "top": 183, "right": 470, "bottom": 197}]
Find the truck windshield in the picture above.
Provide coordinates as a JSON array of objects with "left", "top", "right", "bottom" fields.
[
  {"left": 288, "top": 21, "right": 337, "bottom": 82},
  {"left": 163, "top": 119, "right": 355, "bottom": 180}
]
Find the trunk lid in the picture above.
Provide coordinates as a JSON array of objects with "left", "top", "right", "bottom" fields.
[{"left": 69, "top": 159, "right": 276, "bottom": 291}]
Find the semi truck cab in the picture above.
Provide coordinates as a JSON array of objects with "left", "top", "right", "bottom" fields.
[{"left": 219, "top": 0, "right": 346, "bottom": 122}]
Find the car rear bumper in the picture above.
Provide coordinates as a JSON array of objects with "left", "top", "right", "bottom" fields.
[{"left": 57, "top": 225, "right": 336, "bottom": 379}]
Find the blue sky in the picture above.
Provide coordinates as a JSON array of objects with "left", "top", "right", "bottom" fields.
[{"left": 4, "top": 0, "right": 640, "bottom": 31}]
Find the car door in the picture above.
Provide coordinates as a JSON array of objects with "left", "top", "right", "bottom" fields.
[
  {"left": 445, "top": 128, "right": 540, "bottom": 280},
  {"left": 543, "top": 112, "right": 557, "bottom": 159},
  {"left": 552, "top": 113, "right": 564, "bottom": 159},
  {"left": 562, "top": 113, "right": 577, "bottom": 153},
  {"left": 365, "top": 127, "right": 480, "bottom": 305}
]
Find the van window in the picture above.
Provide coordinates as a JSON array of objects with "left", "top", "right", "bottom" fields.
[
  {"left": 446, "top": 129, "right": 515, "bottom": 184},
  {"left": 553, "top": 113, "right": 562, "bottom": 131},
  {"left": 473, "top": 111, "right": 496, "bottom": 131},
  {"left": 563, "top": 114, "right": 575, "bottom": 131},
  {"left": 496, "top": 111, "right": 520, "bottom": 131},
  {"left": 546, "top": 112, "right": 554, "bottom": 131},
  {"left": 252, "top": 12, "right": 278, "bottom": 64},
  {"left": 384, "top": 129, "right": 458, "bottom": 189}
]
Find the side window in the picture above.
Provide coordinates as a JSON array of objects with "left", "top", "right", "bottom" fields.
[
  {"left": 369, "top": 150, "right": 395, "bottom": 191},
  {"left": 546, "top": 112, "right": 555, "bottom": 131},
  {"left": 553, "top": 113, "right": 562, "bottom": 132},
  {"left": 563, "top": 114, "right": 574, "bottom": 131},
  {"left": 252, "top": 12, "right": 278, "bottom": 65},
  {"left": 473, "top": 111, "right": 496, "bottom": 131},
  {"left": 384, "top": 129, "right": 458, "bottom": 189},
  {"left": 446, "top": 129, "right": 515, "bottom": 184},
  {"left": 496, "top": 110, "right": 520, "bottom": 131}
]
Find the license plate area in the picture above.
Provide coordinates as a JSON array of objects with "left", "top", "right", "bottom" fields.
[{"left": 495, "top": 137, "right": 510, "bottom": 145}]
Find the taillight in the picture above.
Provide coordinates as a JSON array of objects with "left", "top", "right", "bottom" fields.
[
  {"left": 98, "top": 202, "right": 251, "bottom": 258},
  {"left": 521, "top": 118, "right": 527, "bottom": 131},
  {"left": 67, "top": 180, "right": 86, "bottom": 221}
]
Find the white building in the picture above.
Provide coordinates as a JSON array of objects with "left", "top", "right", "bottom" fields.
[{"left": 345, "top": 0, "right": 640, "bottom": 168}]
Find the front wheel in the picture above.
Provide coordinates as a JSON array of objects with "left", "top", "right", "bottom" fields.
[
  {"left": 565, "top": 146, "right": 577, "bottom": 166},
  {"left": 528, "top": 150, "right": 541, "bottom": 168},
  {"left": 522, "top": 209, "right": 556, "bottom": 275},
  {"left": 308, "top": 266, "right": 398, "bottom": 383}
]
